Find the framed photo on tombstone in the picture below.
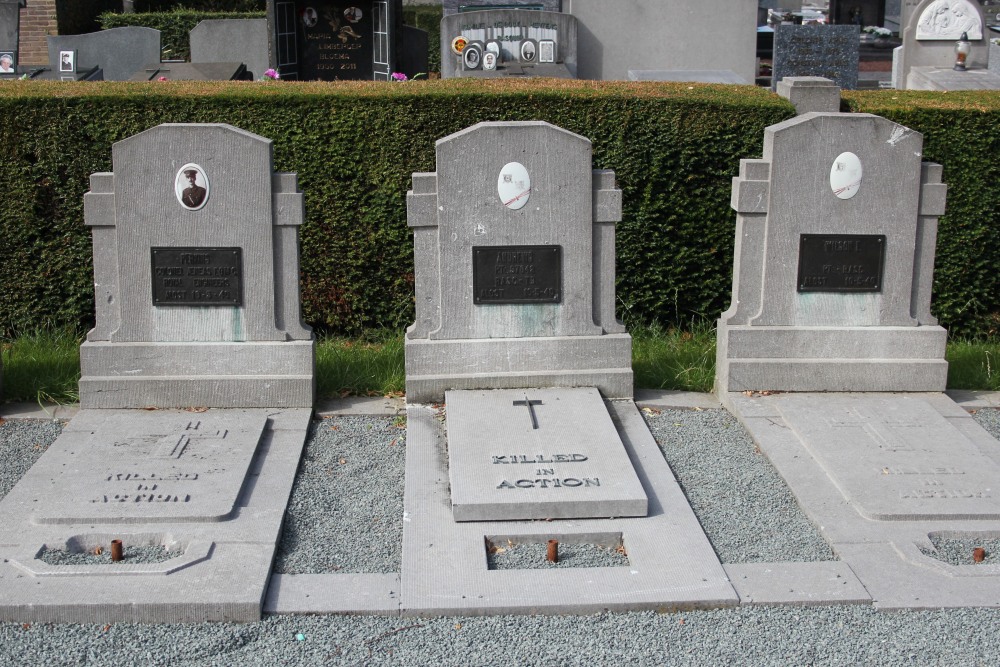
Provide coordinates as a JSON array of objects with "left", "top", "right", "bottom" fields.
[
  {"left": 174, "top": 163, "right": 210, "bottom": 211},
  {"left": 0, "top": 52, "right": 14, "bottom": 74},
  {"left": 539, "top": 40, "right": 555, "bottom": 63},
  {"left": 483, "top": 51, "right": 497, "bottom": 71},
  {"left": 463, "top": 42, "right": 483, "bottom": 70},
  {"left": 520, "top": 39, "right": 537, "bottom": 63},
  {"left": 59, "top": 50, "right": 76, "bottom": 73}
]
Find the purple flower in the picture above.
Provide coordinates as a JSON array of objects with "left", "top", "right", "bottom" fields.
[
  {"left": 391, "top": 72, "right": 408, "bottom": 82},
  {"left": 263, "top": 68, "right": 280, "bottom": 80}
]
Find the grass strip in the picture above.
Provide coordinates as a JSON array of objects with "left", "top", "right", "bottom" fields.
[{"left": 4, "top": 328, "right": 1000, "bottom": 404}]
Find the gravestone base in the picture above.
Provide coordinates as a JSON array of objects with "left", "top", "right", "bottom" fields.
[
  {"left": 716, "top": 324, "right": 948, "bottom": 393},
  {"left": 79, "top": 340, "right": 314, "bottom": 408},
  {"left": 404, "top": 334, "right": 633, "bottom": 404},
  {"left": 400, "top": 398, "right": 737, "bottom": 614},
  {"left": 0, "top": 407, "right": 310, "bottom": 623},
  {"left": 725, "top": 391, "right": 1000, "bottom": 608},
  {"left": 906, "top": 66, "right": 1000, "bottom": 90}
]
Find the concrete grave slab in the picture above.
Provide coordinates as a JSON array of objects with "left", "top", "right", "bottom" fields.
[
  {"left": 14, "top": 412, "right": 268, "bottom": 525},
  {"left": 0, "top": 407, "right": 311, "bottom": 623},
  {"left": 726, "top": 391, "right": 1000, "bottom": 609},
  {"left": 190, "top": 18, "right": 268, "bottom": 79},
  {"left": 47, "top": 27, "right": 160, "bottom": 82},
  {"left": 724, "top": 562, "right": 871, "bottom": 606},
  {"left": 400, "top": 400, "right": 738, "bottom": 615},
  {"left": 445, "top": 388, "right": 647, "bottom": 521}
]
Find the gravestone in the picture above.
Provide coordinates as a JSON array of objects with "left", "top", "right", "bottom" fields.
[
  {"left": 405, "top": 121, "right": 631, "bottom": 402},
  {"left": 129, "top": 62, "right": 247, "bottom": 81},
  {"left": 439, "top": 8, "right": 577, "bottom": 78},
  {"left": 79, "top": 124, "right": 313, "bottom": 409},
  {"left": 564, "top": 0, "right": 757, "bottom": 83},
  {"left": 47, "top": 27, "right": 161, "bottom": 82},
  {"left": 190, "top": 19, "right": 270, "bottom": 80},
  {"left": 895, "top": 0, "right": 998, "bottom": 88},
  {"left": 716, "top": 104, "right": 948, "bottom": 393},
  {"left": 772, "top": 24, "right": 860, "bottom": 91},
  {"left": 0, "top": 0, "right": 23, "bottom": 75},
  {"left": 442, "top": 0, "right": 560, "bottom": 15},
  {"left": 0, "top": 124, "right": 313, "bottom": 624},
  {"left": 266, "top": 0, "right": 427, "bottom": 80},
  {"left": 400, "top": 121, "right": 734, "bottom": 615}
]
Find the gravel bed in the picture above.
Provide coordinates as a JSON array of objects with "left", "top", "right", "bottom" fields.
[
  {"left": 37, "top": 543, "right": 176, "bottom": 566},
  {"left": 3, "top": 607, "right": 1000, "bottom": 666},
  {"left": 487, "top": 539, "right": 629, "bottom": 570},
  {"left": 971, "top": 408, "right": 1000, "bottom": 440},
  {"left": 273, "top": 415, "right": 406, "bottom": 574},
  {"left": 921, "top": 536, "right": 1000, "bottom": 567},
  {"left": 0, "top": 418, "right": 62, "bottom": 500},
  {"left": 643, "top": 407, "right": 836, "bottom": 563}
]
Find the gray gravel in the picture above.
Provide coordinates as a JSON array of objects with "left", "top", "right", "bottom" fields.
[
  {"left": 38, "top": 544, "right": 176, "bottom": 566},
  {"left": 4, "top": 408, "right": 1000, "bottom": 665},
  {"left": 643, "top": 407, "right": 836, "bottom": 563},
  {"left": 922, "top": 536, "right": 1000, "bottom": 566},
  {"left": 0, "top": 418, "right": 62, "bottom": 500},
  {"left": 274, "top": 416, "right": 406, "bottom": 574},
  {"left": 487, "top": 539, "right": 630, "bottom": 570}
]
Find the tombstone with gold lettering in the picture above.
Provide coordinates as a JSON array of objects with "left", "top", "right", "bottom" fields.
[{"left": 80, "top": 123, "right": 313, "bottom": 408}]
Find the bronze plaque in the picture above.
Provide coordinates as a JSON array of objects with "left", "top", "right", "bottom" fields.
[
  {"left": 151, "top": 247, "right": 243, "bottom": 306},
  {"left": 797, "top": 234, "right": 885, "bottom": 292},
  {"left": 473, "top": 245, "right": 561, "bottom": 304}
]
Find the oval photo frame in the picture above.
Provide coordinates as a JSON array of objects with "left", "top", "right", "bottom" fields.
[
  {"left": 829, "top": 152, "right": 862, "bottom": 200},
  {"left": 498, "top": 162, "right": 531, "bottom": 210},
  {"left": 175, "top": 163, "right": 210, "bottom": 211}
]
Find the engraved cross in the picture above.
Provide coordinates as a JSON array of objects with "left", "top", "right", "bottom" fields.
[
  {"left": 513, "top": 395, "right": 543, "bottom": 430},
  {"left": 827, "top": 407, "right": 919, "bottom": 452}
]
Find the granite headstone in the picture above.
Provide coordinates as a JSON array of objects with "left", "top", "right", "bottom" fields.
[
  {"left": 772, "top": 24, "right": 860, "bottom": 91},
  {"left": 716, "top": 97, "right": 948, "bottom": 393},
  {"left": 47, "top": 27, "right": 161, "bottom": 82},
  {"left": 79, "top": 124, "right": 313, "bottom": 408},
  {"left": 190, "top": 18, "right": 270, "bottom": 80}
]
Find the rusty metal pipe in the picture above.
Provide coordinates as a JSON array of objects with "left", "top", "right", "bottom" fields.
[
  {"left": 973, "top": 547, "right": 986, "bottom": 563},
  {"left": 110, "top": 540, "right": 123, "bottom": 562},
  {"left": 546, "top": 540, "right": 558, "bottom": 563}
]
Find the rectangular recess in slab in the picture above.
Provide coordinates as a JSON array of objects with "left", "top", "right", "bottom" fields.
[
  {"left": 26, "top": 412, "right": 267, "bottom": 524},
  {"left": 777, "top": 394, "right": 1000, "bottom": 521},
  {"left": 445, "top": 388, "right": 648, "bottom": 521}
]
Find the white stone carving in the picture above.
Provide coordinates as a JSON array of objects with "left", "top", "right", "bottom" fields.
[{"left": 916, "top": 0, "right": 983, "bottom": 40}]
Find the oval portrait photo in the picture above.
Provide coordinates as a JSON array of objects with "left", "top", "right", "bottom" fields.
[{"left": 175, "top": 163, "right": 210, "bottom": 211}]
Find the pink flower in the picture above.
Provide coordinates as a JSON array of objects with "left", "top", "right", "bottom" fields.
[
  {"left": 157, "top": 76, "right": 168, "bottom": 82},
  {"left": 391, "top": 72, "right": 408, "bottom": 81},
  {"left": 263, "top": 68, "right": 280, "bottom": 80}
]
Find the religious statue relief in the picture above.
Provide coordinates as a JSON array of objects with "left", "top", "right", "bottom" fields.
[{"left": 915, "top": 0, "right": 983, "bottom": 40}]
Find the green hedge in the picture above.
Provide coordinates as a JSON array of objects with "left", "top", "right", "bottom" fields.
[
  {"left": 98, "top": 10, "right": 266, "bottom": 61},
  {"left": 0, "top": 81, "right": 997, "bottom": 339},
  {"left": 402, "top": 5, "right": 443, "bottom": 74},
  {"left": 134, "top": 0, "right": 264, "bottom": 10}
]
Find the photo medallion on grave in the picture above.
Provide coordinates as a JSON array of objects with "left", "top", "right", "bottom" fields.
[{"left": 175, "top": 163, "right": 210, "bottom": 210}]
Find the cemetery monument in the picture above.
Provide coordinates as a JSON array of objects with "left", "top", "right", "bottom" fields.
[
  {"left": 718, "top": 83, "right": 1000, "bottom": 608},
  {"left": 0, "top": 124, "right": 314, "bottom": 623}
]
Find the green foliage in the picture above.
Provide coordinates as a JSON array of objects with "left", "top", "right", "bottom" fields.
[
  {"left": 1, "top": 327, "right": 82, "bottom": 404},
  {"left": 5, "top": 82, "right": 999, "bottom": 341},
  {"left": 134, "top": 0, "right": 264, "bottom": 10},
  {"left": 843, "top": 90, "right": 1000, "bottom": 336},
  {"left": 98, "top": 10, "right": 265, "bottom": 60},
  {"left": 402, "top": 5, "right": 443, "bottom": 74}
]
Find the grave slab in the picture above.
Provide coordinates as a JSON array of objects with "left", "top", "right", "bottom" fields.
[
  {"left": 724, "top": 562, "right": 871, "bottom": 606},
  {"left": 726, "top": 391, "right": 1000, "bottom": 609},
  {"left": 400, "top": 400, "right": 738, "bottom": 615},
  {"left": 265, "top": 574, "right": 401, "bottom": 615},
  {"left": 0, "top": 408, "right": 311, "bottom": 623},
  {"left": 446, "top": 388, "right": 648, "bottom": 521}
]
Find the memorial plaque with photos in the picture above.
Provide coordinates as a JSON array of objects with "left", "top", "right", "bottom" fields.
[
  {"left": 797, "top": 234, "right": 885, "bottom": 293},
  {"left": 297, "top": 1, "right": 374, "bottom": 80},
  {"left": 473, "top": 245, "right": 561, "bottom": 304},
  {"left": 151, "top": 247, "right": 243, "bottom": 306}
]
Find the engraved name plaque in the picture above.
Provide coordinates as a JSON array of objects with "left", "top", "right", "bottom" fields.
[
  {"left": 797, "top": 234, "right": 885, "bottom": 293},
  {"left": 151, "top": 247, "right": 243, "bottom": 306},
  {"left": 473, "top": 245, "right": 562, "bottom": 304}
]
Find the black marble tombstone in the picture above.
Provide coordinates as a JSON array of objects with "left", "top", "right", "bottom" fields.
[
  {"left": 829, "top": 0, "right": 887, "bottom": 27},
  {"left": 268, "top": 0, "right": 413, "bottom": 80},
  {"left": 0, "top": 0, "right": 24, "bottom": 75}
]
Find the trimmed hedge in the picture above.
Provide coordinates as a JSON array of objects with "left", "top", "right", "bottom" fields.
[
  {"left": 98, "top": 10, "right": 266, "bottom": 61},
  {"left": 0, "top": 81, "right": 997, "bottom": 339}
]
